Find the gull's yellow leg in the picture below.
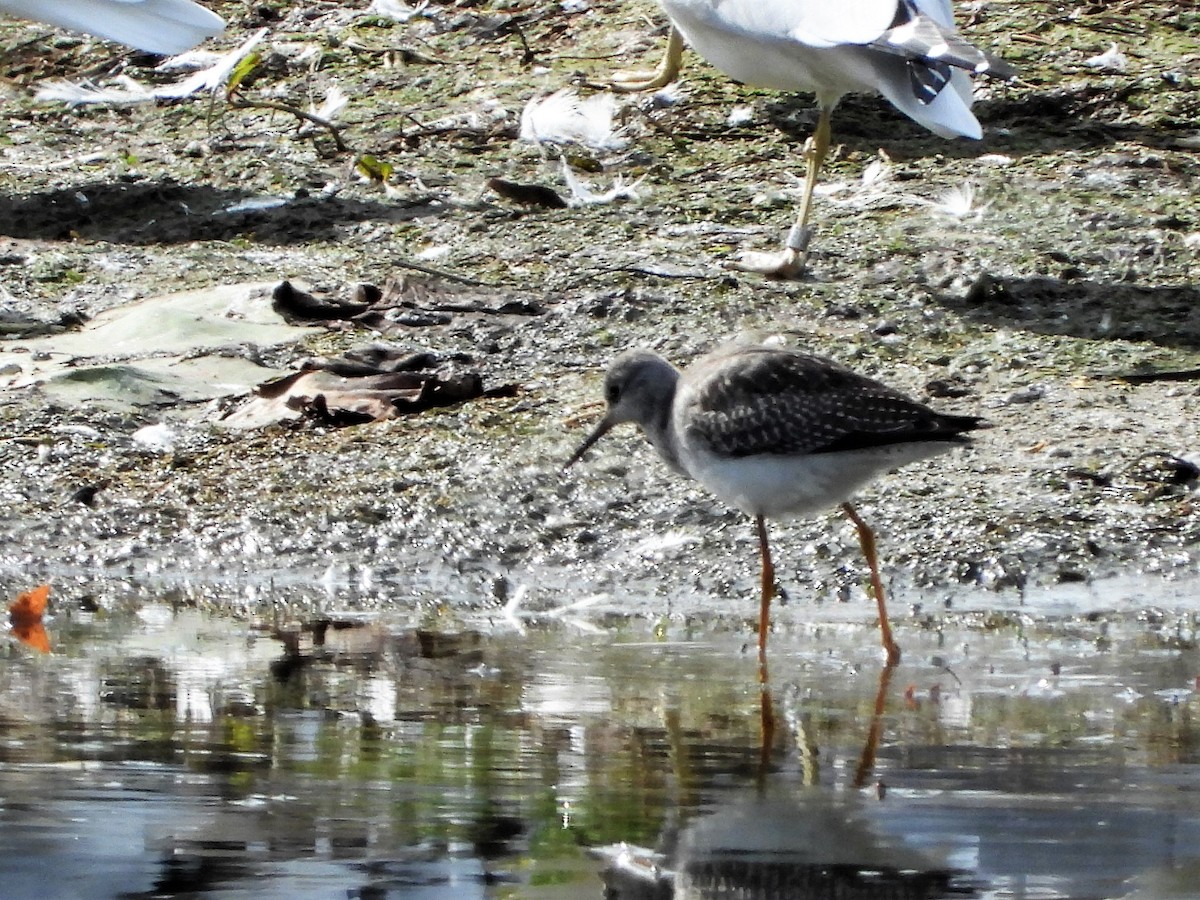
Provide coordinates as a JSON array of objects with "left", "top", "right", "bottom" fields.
[
  {"left": 732, "top": 101, "right": 833, "bottom": 278},
  {"left": 611, "top": 26, "right": 684, "bottom": 92}
]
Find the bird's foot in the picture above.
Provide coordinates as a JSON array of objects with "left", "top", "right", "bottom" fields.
[
  {"left": 727, "top": 248, "right": 806, "bottom": 278},
  {"left": 608, "top": 28, "right": 683, "bottom": 92},
  {"left": 727, "top": 223, "right": 813, "bottom": 279},
  {"left": 609, "top": 65, "right": 678, "bottom": 93}
]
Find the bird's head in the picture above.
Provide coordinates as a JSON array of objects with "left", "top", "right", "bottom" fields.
[{"left": 564, "top": 349, "right": 679, "bottom": 470}]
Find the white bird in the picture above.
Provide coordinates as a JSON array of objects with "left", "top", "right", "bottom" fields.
[
  {"left": 611, "top": 0, "right": 1013, "bottom": 276},
  {"left": 0, "top": 0, "right": 225, "bottom": 55}
]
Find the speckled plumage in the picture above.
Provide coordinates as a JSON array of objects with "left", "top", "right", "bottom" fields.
[{"left": 681, "top": 345, "right": 980, "bottom": 459}]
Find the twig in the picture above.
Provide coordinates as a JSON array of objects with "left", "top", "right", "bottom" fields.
[
  {"left": 390, "top": 258, "right": 496, "bottom": 288},
  {"left": 229, "top": 98, "right": 349, "bottom": 151}
]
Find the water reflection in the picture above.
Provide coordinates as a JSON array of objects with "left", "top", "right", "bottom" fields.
[{"left": 1, "top": 593, "right": 1199, "bottom": 899}]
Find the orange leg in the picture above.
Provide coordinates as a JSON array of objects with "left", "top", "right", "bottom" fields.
[
  {"left": 754, "top": 514, "right": 777, "bottom": 758},
  {"left": 841, "top": 502, "right": 901, "bottom": 666},
  {"left": 754, "top": 513, "right": 775, "bottom": 669},
  {"left": 853, "top": 663, "right": 895, "bottom": 789},
  {"left": 758, "top": 655, "right": 776, "bottom": 774}
]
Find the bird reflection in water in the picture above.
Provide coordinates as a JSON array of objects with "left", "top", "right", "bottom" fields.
[{"left": 596, "top": 665, "right": 976, "bottom": 900}]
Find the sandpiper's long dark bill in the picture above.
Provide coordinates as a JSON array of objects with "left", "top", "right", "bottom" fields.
[{"left": 565, "top": 343, "right": 985, "bottom": 666}]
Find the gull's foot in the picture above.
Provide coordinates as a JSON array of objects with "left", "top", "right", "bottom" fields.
[
  {"left": 725, "top": 223, "right": 814, "bottom": 279},
  {"left": 608, "top": 27, "right": 683, "bottom": 93},
  {"left": 610, "top": 65, "right": 677, "bottom": 93},
  {"left": 727, "top": 248, "right": 807, "bottom": 279}
]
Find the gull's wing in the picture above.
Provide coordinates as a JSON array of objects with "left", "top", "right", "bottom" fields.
[
  {"left": 785, "top": 0, "right": 902, "bottom": 48},
  {"left": 0, "top": 0, "right": 225, "bottom": 54}
]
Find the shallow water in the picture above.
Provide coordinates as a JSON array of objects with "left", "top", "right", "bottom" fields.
[{"left": 1, "top": 586, "right": 1199, "bottom": 900}]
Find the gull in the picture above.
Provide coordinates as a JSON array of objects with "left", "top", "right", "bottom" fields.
[{"left": 610, "top": 1, "right": 1013, "bottom": 276}]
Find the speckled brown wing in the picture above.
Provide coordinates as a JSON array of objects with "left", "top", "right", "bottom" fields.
[{"left": 681, "top": 347, "right": 981, "bottom": 458}]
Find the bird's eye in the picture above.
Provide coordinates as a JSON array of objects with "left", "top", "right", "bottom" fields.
[{"left": 605, "top": 384, "right": 621, "bottom": 405}]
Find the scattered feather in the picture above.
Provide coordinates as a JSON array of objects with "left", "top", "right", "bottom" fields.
[
  {"left": 310, "top": 85, "right": 349, "bottom": 123},
  {"left": 218, "top": 197, "right": 289, "bottom": 215},
  {"left": 132, "top": 423, "right": 178, "bottom": 452},
  {"left": 926, "top": 181, "right": 988, "bottom": 220},
  {"left": 977, "top": 153, "right": 1014, "bottom": 167},
  {"left": 369, "top": 0, "right": 430, "bottom": 21},
  {"left": 519, "top": 89, "right": 627, "bottom": 151},
  {"left": 1084, "top": 43, "right": 1128, "bottom": 73},
  {"left": 34, "top": 75, "right": 155, "bottom": 106},
  {"left": 727, "top": 105, "right": 755, "bottom": 127},
  {"left": 159, "top": 28, "right": 268, "bottom": 97},
  {"left": 859, "top": 158, "right": 891, "bottom": 188},
  {"left": 502, "top": 583, "right": 529, "bottom": 630},
  {"left": 814, "top": 158, "right": 898, "bottom": 208},
  {"left": 560, "top": 159, "right": 645, "bottom": 205},
  {"left": 415, "top": 245, "right": 452, "bottom": 261},
  {"left": 155, "top": 49, "right": 222, "bottom": 74},
  {"left": 649, "top": 82, "right": 687, "bottom": 108},
  {"left": 35, "top": 28, "right": 267, "bottom": 106}
]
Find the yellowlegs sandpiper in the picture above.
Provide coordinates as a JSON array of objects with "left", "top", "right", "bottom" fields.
[{"left": 565, "top": 341, "right": 984, "bottom": 667}]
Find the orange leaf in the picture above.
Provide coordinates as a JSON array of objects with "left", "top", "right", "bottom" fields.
[
  {"left": 10, "top": 583, "right": 49, "bottom": 624},
  {"left": 10, "top": 584, "right": 51, "bottom": 654}
]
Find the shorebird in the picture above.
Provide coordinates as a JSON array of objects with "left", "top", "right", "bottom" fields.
[
  {"left": 565, "top": 342, "right": 984, "bottom": 666},
  {"left": 0, "top": 0, "right": 224, "bottom": 55},
  {"left": 610, "top": 0, "right": 1013, "bottom": 276}
]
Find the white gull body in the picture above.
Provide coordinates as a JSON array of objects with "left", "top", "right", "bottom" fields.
[{"left": 658, "top": 0, "right": 984, "bottom": 139}]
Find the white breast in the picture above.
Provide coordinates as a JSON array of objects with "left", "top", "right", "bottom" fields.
[{"left": 680, "top": 441, "right": 959, "bottom": 518}]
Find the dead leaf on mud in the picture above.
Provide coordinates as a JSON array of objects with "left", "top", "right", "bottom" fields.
[
  {"left": 220, "top": 344, "right": 518, "bottom": 429},
  {"left": 271, "top": 274, "right": 544, "bottom": 333},
  {"left": 485, "top": 176, "right": 568, "bottom": 209},
  {"left": 0, "top": 281, "right": 318, "bottom": 409}
]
